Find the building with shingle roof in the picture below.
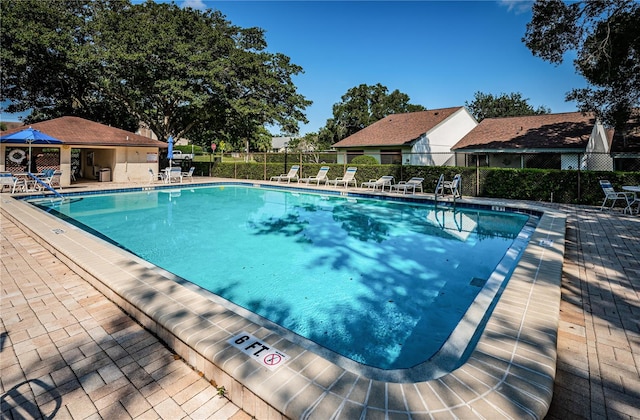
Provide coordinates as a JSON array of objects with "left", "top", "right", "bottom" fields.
[
  {"left": 332, "top": 107, "right": 477, "bottom": 166},
  {"left": 1, "top": 116, "right": 167, "bottom": 185},
  {"left": 452, "top": 112, "right": 612, "bottom": 170}
]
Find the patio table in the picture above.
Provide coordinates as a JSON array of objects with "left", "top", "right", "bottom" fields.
[{"left": 622, "top": 185, "right": 640, "bottom": 215}]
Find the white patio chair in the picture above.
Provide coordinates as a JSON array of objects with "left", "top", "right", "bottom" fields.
[
  {"left": 436, "top": 173, "right": 461, "bottom": 198},
  {"left": 599, "top": 180, "right": 633, "bottom": 211},
  {"left": 181, "top": 167, "right": 195, "bottom": 182},
  {"left": 149, "top": 168, "right": 164, "bottom": 183}
]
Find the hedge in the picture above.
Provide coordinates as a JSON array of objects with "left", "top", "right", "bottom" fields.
[{"left": 186, "top": 161, "right": 640, "bottom": 206}]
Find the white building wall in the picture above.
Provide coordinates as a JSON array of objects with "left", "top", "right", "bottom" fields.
[
  {"left": 408, "top": 108, "right": 477, "bottom": 166},
  {"left": 113, "top": 146, "right": 160, "bottom": 182},
  {"left": 583, "top": 121, "right": 613, "bottom": 170}
]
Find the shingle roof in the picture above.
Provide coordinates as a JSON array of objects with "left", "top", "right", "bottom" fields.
[
  {"left": 0, "top": 116, "right": 167, "bottom": 148},
  {"left": 452, "top": 112, "right": 595, "bottom": 151},
  {"left": 332, "top": 107, "right": 464, "bottom": 148}
]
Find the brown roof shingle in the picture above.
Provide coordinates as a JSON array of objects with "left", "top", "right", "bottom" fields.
[
  {"left": 332, "top": 107, "right": 464, "bottom": 148},
  {"left": 452, "top": 112, "right": 595, "bottom": 151},
  {"left": 1, "top": 116, "right": 167, "bottom": 148}
]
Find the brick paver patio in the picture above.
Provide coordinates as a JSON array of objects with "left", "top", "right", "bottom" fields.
[
  {"left": 546, "top": 205, "right": 640, "bottom": 419},
  {"left": 1, "top": 215, "right": 251, "bottom": 419},
  {"left": 1, "top": 189, "right": 639, "bottom": 419}
]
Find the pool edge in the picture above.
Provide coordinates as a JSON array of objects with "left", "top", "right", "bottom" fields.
[{"left": 1, "top": 186, "right": 565, "bottom": 419}]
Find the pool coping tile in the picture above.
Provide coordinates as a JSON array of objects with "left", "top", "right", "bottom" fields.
[{"left": 1, "top": 182, "right": 566, "bottom": 419}]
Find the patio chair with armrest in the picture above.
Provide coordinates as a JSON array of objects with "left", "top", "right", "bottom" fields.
[
  {"left": 149, "top": 168, "right": 165, "bottom": 183},
  {"left": 599, "top": 180, "right": 633, "bottom": 212},
  {"left": 36, "top": 169, "right": 62, "bottom": 190},
  {"left": 436, "top": 173, "right": 461, "bottom": 199},
  {"left": 181, "top": 167, "right": 195, "bottom": 182},
  {"left": 44, "top": 170, "right": 62, "bottom": 190}
]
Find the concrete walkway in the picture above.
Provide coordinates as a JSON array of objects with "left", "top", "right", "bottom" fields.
[{"left": 1, "top": 192, "right": 639, "bottom": 419}]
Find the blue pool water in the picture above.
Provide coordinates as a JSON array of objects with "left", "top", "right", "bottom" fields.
[{"left": 35, "top": 186, "right": 532, "bottom": 370}]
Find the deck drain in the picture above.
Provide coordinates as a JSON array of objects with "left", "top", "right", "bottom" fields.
[{"left": 52, "top": 228, "right": 65, "bottom": 234}]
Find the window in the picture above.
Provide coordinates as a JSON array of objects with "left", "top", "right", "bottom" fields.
[{"left": 380, "top": 149, "right": 402, "bottom": 164}]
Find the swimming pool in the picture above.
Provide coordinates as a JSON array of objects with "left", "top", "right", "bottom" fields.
[
  {"left": 8, "top": 180, "right": 564, "bottom": 418},
  {"left": 33, "top": 185, "right": 535, "bottom": 375}
]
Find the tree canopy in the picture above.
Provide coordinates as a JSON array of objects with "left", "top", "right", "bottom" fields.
[
  {"left": 523, "top": 0, "right": 640, "bottom": 128},
  {"left": 318, "top": 83, "right": 425, "bottom": 144},
  {"left": 465, "top": 92, "right": 551, "bottom": 122},
  {"left": 0, "top": 0, "right": 311, "bottom": 149}
]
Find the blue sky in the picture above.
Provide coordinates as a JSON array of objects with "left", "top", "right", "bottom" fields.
[
  {"left": 2, "top": 1, "right": 587, "bottom": 136},
  {"left": 197, "top": 0, "right": 586, "bottom": 135}
]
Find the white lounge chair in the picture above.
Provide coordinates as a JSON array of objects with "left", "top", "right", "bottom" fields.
[
  {"left": 392, "top": 177, "right": 424, "bottom": 194},
  {"left": 181, "top": 167, "right": 195, "bottom": 182},
  {"left": 361, "top": 175, "right": 394, "bottom": 191},
  {"left": 326, "top": 167, "right": 358, "bottom": 188},
  {"left": 300, "top": 166, "right": 330, "bottom": 185},
  {"left": 270, "top": 165, "right": 300, "bottom": 183},
  {"left": 599, "top": 180, "right": 633, "bottom": 211}
]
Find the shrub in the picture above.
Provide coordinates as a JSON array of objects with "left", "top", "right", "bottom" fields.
[{"left": 350, "top": 155, "right": 378, "bottom": 165}]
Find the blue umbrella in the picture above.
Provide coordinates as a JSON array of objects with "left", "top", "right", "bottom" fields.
[
  {"left": 167, "top": 136, "right": 174, "bottom": 168},
  {"left": 0, "top": 127, "right": 63, "bottom": 172}
]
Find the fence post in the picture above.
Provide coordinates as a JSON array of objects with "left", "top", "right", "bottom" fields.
[
  {"left": 475, "top": 154, "right": 480, "bottom": 197},
  {"left": 577, "top": 153, "right": 582, "bottom": 202}
]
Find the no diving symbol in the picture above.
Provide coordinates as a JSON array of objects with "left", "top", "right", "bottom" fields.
[{"left": 264, "top": 353, "right": 282, "bottom": 366}]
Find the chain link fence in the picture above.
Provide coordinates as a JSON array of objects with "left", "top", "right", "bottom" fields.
[{"left": 190, "top": 150, "right": 640, "bottom": 206}]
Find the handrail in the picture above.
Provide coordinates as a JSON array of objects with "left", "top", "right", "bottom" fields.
[
  {"left": 434, "top": 174, "right": 444, "bottom": 202},
  {"left": 27, "top": 172, "right": 64, "bottom": 199}
]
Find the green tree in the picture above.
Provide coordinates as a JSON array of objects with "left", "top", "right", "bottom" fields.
[
  {"left": 465, "top": 92, "right": 551, "bottom": 122},
  {"left": 0, "top": 0, "right": 140, "bottom": 130},
  {"left": 1, "top": 0, "right": 311, "bottom": 147},
  {"left": 523, "top": 0, "right": 640, "bottom": 128},
  {"left": 319, "top": 83, "right": 425, "bottom": 144}
]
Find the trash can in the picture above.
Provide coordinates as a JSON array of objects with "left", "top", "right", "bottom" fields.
[{"left": 99, "top": 168, "right": 111, "bottom": 182}]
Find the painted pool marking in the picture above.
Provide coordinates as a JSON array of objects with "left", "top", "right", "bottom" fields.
[{"left": 228, "top": 332, "right": 289, "bottom": 370}]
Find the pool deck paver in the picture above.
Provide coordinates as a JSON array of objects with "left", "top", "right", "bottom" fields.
[
  {"left": 1, "top": 179, "right": 639, "bottom": 419},
  {"left": 545, "top": 204, "right": 640, "bottom": 420},
  {"left": 1, "top": 202, "right": 252, "bottom": 420}
]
